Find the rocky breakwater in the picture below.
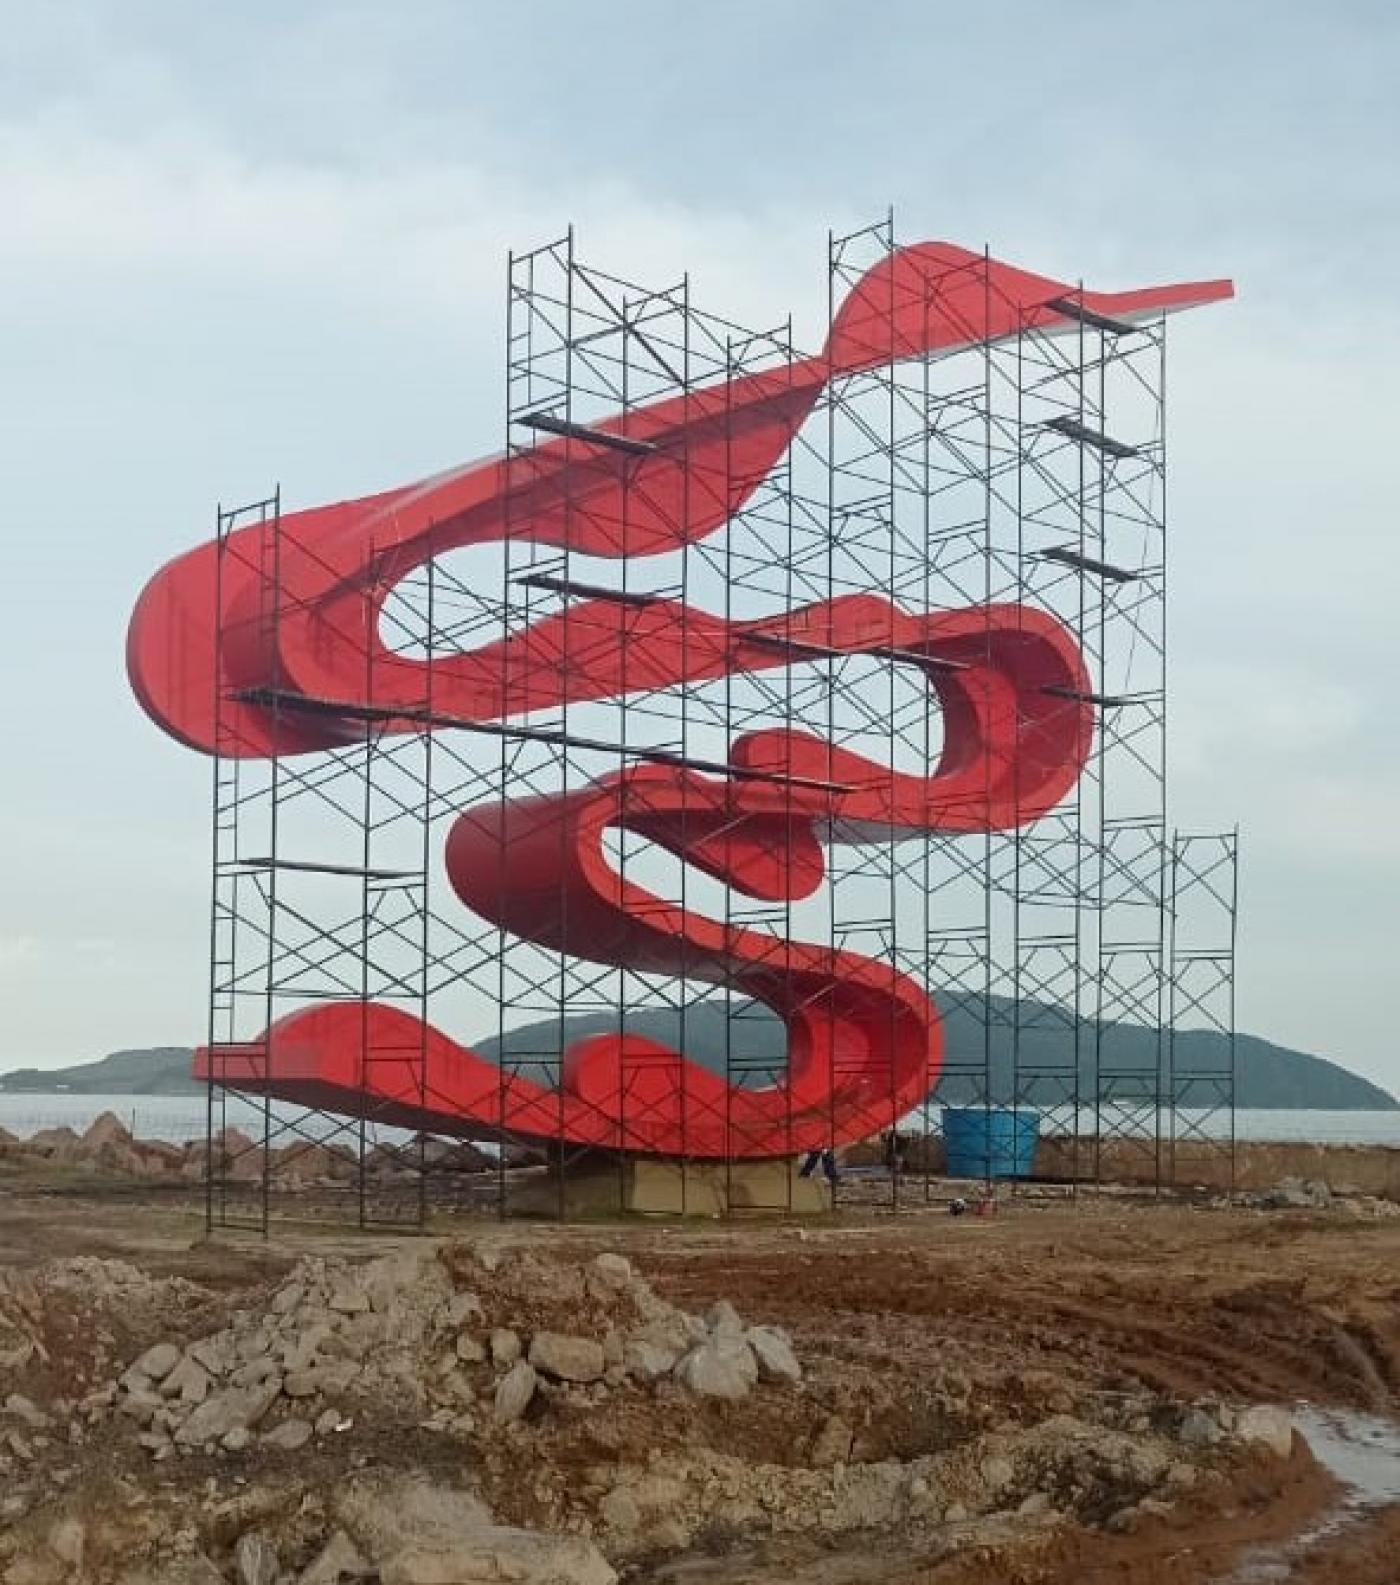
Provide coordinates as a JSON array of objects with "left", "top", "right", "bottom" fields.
[
  {"left": 0, "top": 1114, "right": 495, "bottom": 1190},
  {"left": 0, "top": 1114, "right": 189, "bottom": 1181}
]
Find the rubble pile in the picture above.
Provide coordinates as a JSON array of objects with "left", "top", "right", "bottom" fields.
[
  {"left": 0, "top": 1242, "right": 1304, "bottom": 1584},
  {"left": 88, "top": 1244, "right": 801, "bottom": 1465},
  {"left": 1246, "top": 1176, "right": 1400, "bottom": 1216}
]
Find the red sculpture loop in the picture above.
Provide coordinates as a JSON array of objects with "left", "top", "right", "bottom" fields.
[{"left": 127, "top": 242, "right": 1231, "bottom": 1157}]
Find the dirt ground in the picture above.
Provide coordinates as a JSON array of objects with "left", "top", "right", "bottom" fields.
[{"left": 2, "top": 1178, "right": 1399, "bottom": 1584}]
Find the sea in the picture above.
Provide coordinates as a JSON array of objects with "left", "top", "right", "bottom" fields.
[{"left": 2, "top": 1093, "right": 1400, "bottom": 1149}]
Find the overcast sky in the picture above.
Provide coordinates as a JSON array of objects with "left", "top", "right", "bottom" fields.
[{"left": 2, "top": 1, "right": 1396, "bottom": 1091}]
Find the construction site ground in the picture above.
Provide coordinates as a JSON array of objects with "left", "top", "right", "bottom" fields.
[{"left": 2, "top": 1173, "right": 1400, "bottom": 1585}]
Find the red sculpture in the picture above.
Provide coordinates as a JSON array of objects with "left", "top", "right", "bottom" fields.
[{"left": 128, "top": 242, "right": 1231, "bottom": 1157}]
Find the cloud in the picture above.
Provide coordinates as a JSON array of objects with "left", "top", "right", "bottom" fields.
[
  {"left": 0, "top": 936, "right": 43, "bottom": 971},
  {"left": 0, "top": 1, "right": 1396, "bottom": 1091}
]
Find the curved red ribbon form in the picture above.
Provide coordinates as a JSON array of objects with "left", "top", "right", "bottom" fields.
[{"left": 127, "top": 242, "right": 1230, "bottom": 1157}]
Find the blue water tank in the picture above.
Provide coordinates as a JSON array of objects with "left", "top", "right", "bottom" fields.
[{"left": 942, "top": 1107, "right": 1040, "bottom": 1179}]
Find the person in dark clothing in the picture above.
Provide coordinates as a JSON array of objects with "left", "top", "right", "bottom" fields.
[{"left": 799, "top": 1148, "right": 839, "bottom": 1183}]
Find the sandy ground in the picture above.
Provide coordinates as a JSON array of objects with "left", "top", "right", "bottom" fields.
[{"left": 2, "top": 1176, "right": 1399, "bottom": 1583}]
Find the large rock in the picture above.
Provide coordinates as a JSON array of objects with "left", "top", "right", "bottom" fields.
[
  {"left": 333, "top": 1473, "right": 493, "bottom": 1560},
  {"left": 1235, "top": 1405, "right": 1294, "bottom": 1458},
  {"left": 675, "top": 1337, "right": 758, "bottom": 1400},
  {"left": 175, "top": 1381, "right": 280, "bottom": 1447},
  {"left": 489, "top": 1329, "right": 521, "bottom": 1367},
  {"left": 589, "top": 1253, "right": 633, "bottom": 1289},
  {"left": 333, "top": 1314, "right": 385, "bottom": 1362},
  {"left": 1178, "top": 1407, "right": 1223, "bottom": 1447},
  {"left": 494, "top": 1361, "right": 538, "bottom": 1423},
  {"left": 274, "top": 1142, "right": 355, "bottom": 1184},
  {"left": 232, "top": 1354, "right": 283, "bottom": 1389},
  {"left": 133, "top": 1341, "right": 182, "bottom": 1381},
  {"left": 746, "top": 1325, "right": 801, "bottom": 1384},
  {"left": 297, "top": 1531, "right": 367, "bottom": 1585},
  {"left": 118, "top": 1387, "right": 164, "bottom": 1426},
  {"left": 440, "top": 1292, "right": 484, "bottom": 1329},
  {"left": 263, "top": 1417, "right": 314, "bottom": 1450},
  {"left": 455, "top": 1333, "right": 487, "bottom": 1364},
  {"left": 80, "top": 1112, "right": 134, "bottom": 1150},
  {"left": 189, "top": 1331, "right": 237, "bottom": 1378},
  {"left": 329, "top": 1285, "right": 371, "bottom": 1316},
  {"left": 87, "top": 1139, "right": 147, "bottom": 1176},
  {"left": 24, "top": 1127, "right": 81, "bottom": 1161},
  {"left": 1262, "top": 1177, "right": 1332, "bottom": 1210},
  {"left": 281, "top": 1322, "right": 333, "bottom": 1374},
  {"left": 527, "top": 1332, "right": 606, "bottom": 1383},
  {"left": 284, "top": 1360, "right": 358, "bottom": 1398},
  {"left": 379, "top": 1527, "right": 616, "bottom": 1585},
  {"left": 162, "top": 1355, "right": 212, "bottom": 1404},
  {"left": 623, "top": 1339, "right": 678, "bottom": 1383},
  {"left": 131, "top": 1140, "right": 186, "bottom": 1176},
  {"left": 271, "top": 1281, "right": 305, "bottom": 1315},
  {"left": 705, "top": 1300, "right": 745, "bottom": 1340},
  {"left": 208, "top": 1128, "right": 264, "bottom": 1180},
  {"left": 630, "top": 1306, "right": 698, "bottom": 1358}
]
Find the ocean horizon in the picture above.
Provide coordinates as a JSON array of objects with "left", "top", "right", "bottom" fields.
[{"left": 3, "top": 1092, "right": 1400, "bottom": 1150}]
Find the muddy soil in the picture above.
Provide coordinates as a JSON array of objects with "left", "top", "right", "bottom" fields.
[
  {"left": 1, "top": 1179, "right": 1398, "bottom": 1584},
  {"left": 1273, "top": 1505, "right": 1400, "bottom": 1584},
  {"left": 645, "top": 1208, "right": 1400, "bottom": 1411}
]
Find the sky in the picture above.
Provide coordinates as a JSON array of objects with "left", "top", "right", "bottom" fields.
[{"left": 1, "top": 1, "right": 1397, "bottom": 1090}]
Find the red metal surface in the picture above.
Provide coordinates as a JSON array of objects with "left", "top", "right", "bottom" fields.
[{"left": 127, "top": 242, "right": 1231, "bottom": 1157}]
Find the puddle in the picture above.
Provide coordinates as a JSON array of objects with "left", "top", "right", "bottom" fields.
[
  {"left": 1294, "top": 1407, "right": 1400, "bottom": 1509},
  {"left": 1227, "top": 1406, "right": 1400, "bottom": 1582}
]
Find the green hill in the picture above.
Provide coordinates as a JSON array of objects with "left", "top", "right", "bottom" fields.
[
  {"left": 0, "top": 1047, "right": 198, "bottom": 1095},
  {"left": 481, "top": 996, "right": 1397, "bottom": 1112},
  {"left": 3, "top": 1003, "right": 1393, "bottom": 1111}
]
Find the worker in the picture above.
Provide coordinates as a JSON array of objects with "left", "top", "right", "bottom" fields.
[{"left": 799, "top": 1148, "right": 839, "bottom": 1184}]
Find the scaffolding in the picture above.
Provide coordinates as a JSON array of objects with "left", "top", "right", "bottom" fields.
[
  {"left": 1000, "top": 262, "right": 1175, "bottom": 1187},
  {"left": 200, "top": 216, "right": 1238, "bottom": 1230}
]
